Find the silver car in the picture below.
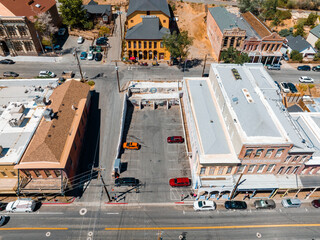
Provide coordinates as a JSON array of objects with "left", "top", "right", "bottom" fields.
[
  {"left": 254, "top": 199, "right": 276, "bottom": 209},
  {"left": 281, "top": 198, "right": 301, "bottom": 208},
  {"left": 299, "top": 76, "right": 314, "bottom": 83}
]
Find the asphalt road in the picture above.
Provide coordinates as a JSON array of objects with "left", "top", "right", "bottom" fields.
[{"left": 0, "top": 205, "right": 320, "bottom": 240}]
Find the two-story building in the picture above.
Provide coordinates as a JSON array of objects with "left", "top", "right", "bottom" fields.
[{"left": 125, "top": 0, "right": 171, "bottom": 61}]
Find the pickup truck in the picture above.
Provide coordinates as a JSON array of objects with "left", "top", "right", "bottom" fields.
[{"left": 61, "top": 71, "right": 74, "bottom": 79}]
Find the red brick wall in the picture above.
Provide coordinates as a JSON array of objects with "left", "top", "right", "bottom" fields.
[{"left": 207, "top": 11, "right": 223, "bottom": 60}]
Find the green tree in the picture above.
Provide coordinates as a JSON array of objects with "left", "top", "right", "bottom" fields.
[
  {"left": 279, "top": 28, "right": 293, "bottom": 37},
  {"left": 315, "top": 39, "right": 320, "bottom": 50},
  {"left": 59, "top": 0, "right": 87, "bottom": 29},
  {"left": 290, "top": 50, "right": 303, "bottom": 62},
  {"left": 293, "top": 24, "right": 305, "bottom": 37},
  {"left": 305, "top": 12, "right": 318, "bottom": 26},
  {"left": 162, "top": 31, "right": 193, "bottom": 61},
  {"left": 271, "top": 15, "right": 281, "bottom": 26},
  {"left": 238, "top": 0, "right": 260, "bottom": 15},
  {"left": 220, "top": 47, "right": 250, "bottom": 64},
  {"left": 34, "top": 12, "right": 58, "bottom": 50}
]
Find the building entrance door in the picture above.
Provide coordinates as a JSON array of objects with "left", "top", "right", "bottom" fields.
[{"left": 0, "top": 41, "right": 10, "bottom": 56}]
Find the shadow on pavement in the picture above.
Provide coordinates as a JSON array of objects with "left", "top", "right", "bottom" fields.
[{"left": 118, "top": 100, "right": 134, "bottom": 158}]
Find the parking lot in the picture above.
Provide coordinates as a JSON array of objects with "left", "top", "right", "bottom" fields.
[{"left": 114, "top": 104, "right": 191, "bottom": 203}]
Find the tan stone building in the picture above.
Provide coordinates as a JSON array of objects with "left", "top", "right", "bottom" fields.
[{"left": 0, "top": 0, "right": 60, "bottom": 56}]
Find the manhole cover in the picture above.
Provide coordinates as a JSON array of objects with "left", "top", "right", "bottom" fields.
[{"left": 79, "top": 208, "right": 87, "bottom": 215}]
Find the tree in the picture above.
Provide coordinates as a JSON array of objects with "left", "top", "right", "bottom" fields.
[
  {"left": 59, "top": 0, "right": 87, "bottom": 29},
  {"left": 34, "top": 12, "right": 58, "bottom": 49},
  {"left": 220, "top": 47, "right": 250, "bottom": 64},
  {"left": 162, "top": 31, "right": 193, "bottom": 61},
  {"left": 305, "top": 12, "right": 318, "bottom": 26},
  {"left": 279, "top": 28, "right": 293, "bottom": 37},
  {"left": 293, "top": 24, "right": 305, "bottom": 37},
  {"left": 238, "top": 0, "right": 260, "bottom": 15},
  {"left": 290, "top": 50, "right": 303, "bottom": 62},
  {"left": 315, "top": 39, "right": 320, "bottom": 50}
]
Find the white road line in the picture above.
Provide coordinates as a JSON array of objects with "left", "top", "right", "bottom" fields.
[
  {"left": 105, "top": 212, "right": 119, "bottom": 215},
  {"left": 6, "top": 212, "right": 65, "bottom": 215}
]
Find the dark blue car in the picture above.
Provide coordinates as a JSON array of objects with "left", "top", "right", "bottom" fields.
[
  {"left": 297, "top": 65, "right": 311, "bottom": 71},
  {"left": 225, "top": 201, "right": 247, "bottom": 210}
]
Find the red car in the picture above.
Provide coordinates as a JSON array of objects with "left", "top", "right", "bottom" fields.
[
  {"left": 312, "top": 199, "right": 320, "bottom": 208},
  {"left": 167, "top": 136, "right": 184, "bottom": 143},
  {"left": 169, "top": 177, "right": 191, "bottom": 187}
]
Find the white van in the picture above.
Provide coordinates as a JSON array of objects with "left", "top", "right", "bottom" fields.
[
  {"left": 281, "top": 198, "right": 301, "bottom": 208},
  {"left": 39, "top": 70, "right": 56, "bottom": 78},
  {"left": 6, "top": 199, "right": 36, "bottom": 213}
]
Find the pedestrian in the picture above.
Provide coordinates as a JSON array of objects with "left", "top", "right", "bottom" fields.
[
  {"left": 114, "top": 194, "right": 118, "bottom": 202},
  {"left": 181, "top": 193, "right": 184, "bottom": 201}
]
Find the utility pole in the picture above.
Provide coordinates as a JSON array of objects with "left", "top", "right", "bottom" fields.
[
  {"left": 117, "top": 11, "right": 123, "bottom": 41},
  {"left": 201, "top": 54, "right": 207, "bottom": 77},
  {"left": 230, "top": 173, "right": 243, "bottom": 200},
  {"left": 115, "top": 61, "right": 121, "bottom": 93},
  {"left": 93, "top": 167, "right": 112, "bottom": 202},
  {"left": 73, "top": 49, "right": 84, "bottom": 82}
]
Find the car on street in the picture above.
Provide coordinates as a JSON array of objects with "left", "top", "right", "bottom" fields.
[
  {"left": 6, "top": 199, "right": 36, "bottom": 213},
  {"left": 0, "top": 216, "right": 6, "bottom": 226},
  {"left": 267, "top": 64, "right": 281, "bottom": 70},
  {"left": 0, "top": 202, "right": 7, "bottom": 211},
  {"left": 254, "top": 199, "right": 276, "bottom": 209},
  {"left": 287, "top": 82, "right": 298, "bottom": 93},
  {"left": 95, "top": 52, "right": 102, "bottom": 61},
  {"left": 282, "top": 54, "right": 289, "bottom": 61},
  {"left": 96, "top": 37, "right": 108, "bottom": 45},
  {"left": 3, "top": 71, "right": 19, "bottom": 77},
  {"left": 0, "top": 59, "right": 14, "bottom": 64},
  {"left": 39, "top": 70, "right": 56, "bottom": 78},
  {"left": 312, "top": 65, "right": 320, "bottom": 71},
  {"left": 281, "top": 198, "right": 301, "bottom": 208},
  {"left": 297, "top": 65, "right": 311, "bottom": 71},
  {"left": 115, "top": 177, "right": 139, "bottom": 187},
  {"left": 167, "top": 136, "right": 184, "bottom": 143},
  {"left": 299, "top": 76, "right": 314, "bottom": 83},
  {"left": 88, "top": 51, "right": 94, "bottom": 60},
  {"left": 311, "top": 199, "right": 320, "bottom": 208},
  {"left": 80, "top": 51, "right": 87, "bottom": 60},
  {"left": 77, "top": 36, "right": 84, "bottom": 44},
  {"left": 57, "top": 28, "right": 66, "bottom": 36},
  {"left": 193, "top": 200, "right": 216, "bottom": 211},
  {"left": 169, "top": 177, "right": 191, "bottom": 187},
  {"left": 224, "top": 200, "right": 247, "bottom": 210},
  {"left": 280, "top": 82, "right": 290, "bottom": 93},
  {"left": 123, "top": 142, "right": 140, "bottom": 150}
]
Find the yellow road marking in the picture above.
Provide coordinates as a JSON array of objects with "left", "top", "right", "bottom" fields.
[
  {"left": 0, "top": 227, "right": 68, "bottom": 231},
  {"left": 105, "top": 224, "right": 320, "bottom": 231}
]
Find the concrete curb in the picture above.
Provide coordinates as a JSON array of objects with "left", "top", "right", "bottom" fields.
[{"left": 42, "top": 197, "right": 76, "bottom": 205}]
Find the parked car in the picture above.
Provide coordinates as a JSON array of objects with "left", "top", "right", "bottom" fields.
[
  {"left": 96, "top": 37, "right": 108, "bottom": 45},
  {"left": 57, "top": 28, "right": 66, "bottom": 36},
  {"left": 254, "top": 199, "right": 276, "bottom": 209},
  {"left": 3, "top": 71, "right": 19, "bottom": 77},
  {"left": 267, "top": 64, "right": 281, "bottom": 70},
  {"left": 6, "top": 199, "right": 36, "bottom": 213},
  {"left": 224, "top": 200, "right": 247, "bottom": 210},
  {"left": 287, "top": 82, "right": 298, "bottom": 93},
  {"left": 0, "top": 216, "right": 6, "bottom": 226},
  {"left": 193, "top": 200, "right": 216, "bottom": 211},
  {"left": 88, "top": 51, "right": 94, "bottom": 60},
  {"left": 297, "top": 65, "right": 311, "bottom": 71},
  {"left": 0, "top": 202, "right": 7, "bottom": 211},
  {"left": 312, "top": 65, "right": 320, "bottom": 71},
  {"left": 280, "top": 82, "right": 290, "bottom": 93},
  {"left": 311, "top": 199, "right": 320, "bottom": 208},
  {"left": 282, "top": 54, "right": 289, "bottom": 61},
  {"left": 95, "top": 52, "right": 102, "bottom": 61},
  {"left": 281, "top": 198, "right": 301, "bottom": 208},
  {"left": 274, "top": 81, "right": 281, "bottom": 90},
  {"left": 123, "top": 142, "right": 140, "bottom": 150},
  {"left": 0, "top": 59, "right": 14, "bottom": 64},
  {"left": 80, "top": 52, "right": 87, "bottom": 60},
  {"left": 169, "top": 177, "right": 191, "bottom": 187},
  {"left": 299, "top": 76, "right": 314, "bottom": 83},
  {"left": 39, "top": 71, "right": 56, "bottom": 78},
  {"left": 115, "top": 177, "right": 139, "bottom": 187},
  {"left": 77, "top": 36, "right": 84, "bottom": 44},
  {"left": 167, "top": 136, "right": 184, "bottom": 143}
]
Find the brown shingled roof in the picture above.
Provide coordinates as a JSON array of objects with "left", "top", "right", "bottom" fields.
[
  {"left": 0, "top": 0, "right": 56, "bottom": 19},
  {"left": 20, "top": 80, "right": 90, "bottom": 164},
  {"left": 242, "top": 12, "right": 271, "bottom": 38}
]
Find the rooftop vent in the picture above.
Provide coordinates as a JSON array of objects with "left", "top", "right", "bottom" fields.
[
  {"left": 231, "top": 68, "right": 241, "bottom": 80},
  {"left": 35, "top": 3, "right": 41, "bottom": 8},
  {"left": 8, "top": 113, "right": 25, "bottom": 127},
  {"left": 43, "top": 108, "right": 54, "bottom": 121},
  {"left": 242, "top": 88, "right": 254, "bottom": 103}
]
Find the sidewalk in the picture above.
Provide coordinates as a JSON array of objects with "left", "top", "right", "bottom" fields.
[{"left": 0, "top": 55, "right": 63, "bottom": 63}]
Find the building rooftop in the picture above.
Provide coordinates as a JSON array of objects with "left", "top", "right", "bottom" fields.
[
  {"left": 286, "top": 35, "right": 314, "bottom": 52},
  {"left": 0, "top": 101, "right": 45, "bottom": 165},
  {"left": 125, "top": 16, "right": 170, "bottom": 40},
  {"left": 241, "top": 11, "right": 271, "bottom": 38},
  {"left": 83, "top": 3, "right": 111, "bottom": 16},
  {"left": 0, "top": 0, "right": 56, "bottom": 20},
  {"left": 309, "top": 24, "right": 320, "bottom": 39},
  {"left": 18, "top": 80, "right": 90, "bottom": 166},
  {"left": 127, "top": 0, "right": 170, "bottom": 17}
]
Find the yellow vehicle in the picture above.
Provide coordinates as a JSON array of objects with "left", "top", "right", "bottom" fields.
[{"left": 123, "top": 142, "right": 140, "bottom": 150}]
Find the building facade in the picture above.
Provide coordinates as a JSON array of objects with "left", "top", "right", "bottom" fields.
[
  {"left": 307, "top": 24, "right": 320, "bottom": 48},
  {"left": 125, "top": 0, "right": 171, "bottom": 61}
]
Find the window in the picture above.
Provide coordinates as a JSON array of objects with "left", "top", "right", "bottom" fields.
[
  {"left": 138, "top": 41, "right": 141, "bottom": 48},
  {"left": 230, "top": 37, "right": 235, "bottom": 46},
  {"left": 284, "top": 156, "right": 291, "bottom": 163},
  {"left": 275, "top": 149, "right": 284, "bottom": 158},
  {"left": 44, "top": 170, "right": 51, "bottom": 177},
  {"left": 144, "top": 41, "right": 147, "bottom": 48},
  {"left": 261, "top": 44, "right": 265, "bottom": 50},
  {"left": 154, "top": 42, "right": 157, "bottom": 48},
  {"left": 200, "top": 167, "right": 206, "bottom": 175},
  {"left": 254, "top": 149, "right": 263, "bottom": 158},
  {"left": 130, "top": 20, "right": 133, "bottom": 23},
  {"left": 34, "top": 170, "right": 41, "bottom": 177},
  {"left": 133, "top": 41, "right": 136, "bottom": 48},
  {"left": 244, "top": 149, "right": 253, "bottom": 159},
  {"left": 257, "top": 164, "right": 266, "bottom": 173},
  {"left": 226, "top": 166, "right": 233, "bottom": 174},
  {"left": 149, "top": 41, "right": 152, "bottom": 48},
  {"left": 163, "top": 20, "right": 166, "bottom": 23},
  {"left": 285, "top": 166, "right": 292, "bottom": 174},
  {"left": 54, "top": 170, "right": 61, "bottom": 177},
  {"left": 223, "top": 37, "right": 228, "bottom": 47},
  {"left": 0, "top": 171, "right": 7, "bottom": 177},
  {"left": 309, "top": 167, "right": 315, "bottom": 174},
  {"left": 237, "top": 165, "right": 246, "bottom": 173},
  {"left": 7, "top": 26, "right": 17, "bottom": 37},
  {"left": 77, "top": 130, "right": 81, "bottom": 138},
  {"left": 218, "top": 167, "right": 225, "bottom": 175},
  {"left": 209, "top": 167, "right": 215, "bottom": 175},
  {"left": 277, "top": 166, "right": 284, "bottom": 174},
  {"left": 300, "top": 156, "right": 307, "bottom": 162},
  {"left": 292, "top": 166, "right": 299, "bottom": 174},
  {"left": 248, "top": 164, "right": 256, "bottom": 172},
  {"left": 23, "top": 170, "right": 32, "bottom": 177},
  {"left": 10, "top": 171, "right": 16, "bottom": 177},
  {"left": 73, "top": 142, "right": 77, "bottom": 150},
  {"left": 236, "top": 38, "right": 241, "bottom": 47},
  {"left": 24, "top": 41, "right": 33, "bottom": 52},
  {"left": 160, "top": 41, "right": 164, "bottom": 48},
  {"left": 17, "top": 26, "right": 28, "bottom": 36},
  {"left": 0, "top": 28, "right": 5, "bottom": 36},
  {"left": 292, "top": 156, "right": 299, "bottom": 162},
  {"left": 265, "top": 149, "right": 274, "bottom": 158},
  {"left": 147, "top": 11, "right": 150, "bottom": 15},
  {"left": 128, "top": 41, "right": 131, "bottom": 48},
  {"left": 267, "top": 164, "right": 275, "bottom": 172},
  {"left": 12, "top": 41, "right": 23, "bottom": 51}
]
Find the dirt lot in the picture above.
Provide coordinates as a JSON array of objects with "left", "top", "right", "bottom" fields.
[{"left": 172, "top": 2, "right": 215, "bottom": 60}]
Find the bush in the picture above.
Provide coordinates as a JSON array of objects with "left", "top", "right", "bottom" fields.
[
  {"left": 98, "top": 26, "right": 110, "bottom": 36},
  {"left": 87, "top": 80, "right": 95, "bottom": 86},
  {"left": 305, "top": 12, "right": 318, "bottom": 26},
  {"left": 170, "top": 3, "right": 176, "bottom": 12},
  {"left": 278, "top": 10, "right": 292, "bottom": 20},
  {"left": 83, "top": 21, "right": 94, "bottom": 30},
  {"left": 41, "top": 39, "right": 51, "bottom": 46},
  {"left": 279, "top": 28, "right": 292, "bottom": 37},
  {"left": 290, "top": 50, "right": 303, "bottom": 62},
  {"left": 315, "top": 40, "right": 320, "bottom": 51}
]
